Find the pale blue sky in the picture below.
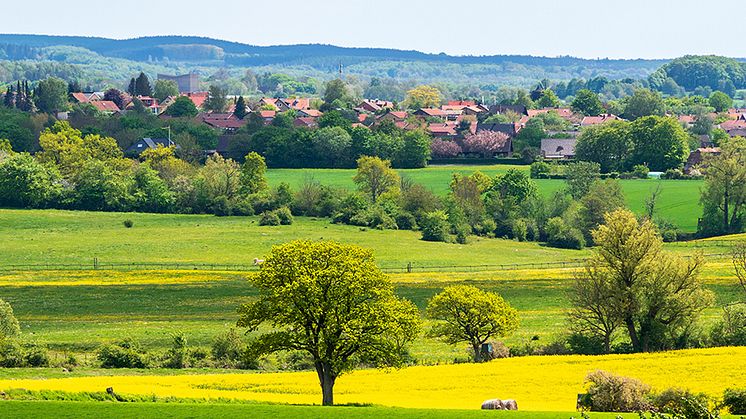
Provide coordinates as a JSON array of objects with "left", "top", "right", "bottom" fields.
[{"left": 6, "top": 0, "right": 743, "bottom": 59}]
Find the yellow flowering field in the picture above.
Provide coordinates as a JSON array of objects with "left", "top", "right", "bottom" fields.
[
  {"left": 0, "top": 270, "right": 248, "bottom": 287},
  {"left": 1, "top": 347, "right": 743, "bottom": 411}
]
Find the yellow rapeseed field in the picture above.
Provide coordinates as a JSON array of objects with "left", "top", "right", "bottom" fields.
[{"left": 1, "top": 347, "right": 744, "bottom": 411}]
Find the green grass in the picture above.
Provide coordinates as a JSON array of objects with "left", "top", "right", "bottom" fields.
[
  {"left": 0, "top": 400, "right": 640, "bottom": 418},
  {"left": 0, "top": 209, "right": 585, "bottom": 267},
  {"left": 267, "top": 165, "right": 703, "bottom": 231}
]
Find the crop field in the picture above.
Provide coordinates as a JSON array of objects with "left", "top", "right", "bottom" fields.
[
  {"left": 266, "top": 164, "right": 704, "bottom": 231},
  {"left": 0, "top": 348, "right": 744, "bottom": 412}
]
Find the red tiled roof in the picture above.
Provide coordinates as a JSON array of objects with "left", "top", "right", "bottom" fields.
[
  {"left": 416, "top": 108, "right": 446, "bottom": 117},
  {"left": 71, "top": 92, "right": 90, "bottom": 103},
  {"left": 181, "top": 92, "right": 208, "bottom": 109},
  {"left": 581, "top": 114, "right": 621, "bottom": 126},
  {"left": 259, "top": 110, "right": 276, "bottom": 119},
  {"left": 299, "top": 109, "right": 323, "bottom": 118},
  {"left": 388, "top": 111, "right": 408, "bottom": 120},
  {"left": 294, "top": 117, "right": 317, "bottom": 128},
  {"left": 282, "top": 97, "right": 311, "bottom": 110},
  {"left": 447, "top": 100, "right": 476, "bottom": 107},
  {"left": 90, "top": 101, "right": 120, "bottom": 112}
]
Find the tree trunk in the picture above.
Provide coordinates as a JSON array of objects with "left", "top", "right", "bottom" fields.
[
  {"left": 624, "top": 317, "right": 641, "bottom": 352},
  {"left": 472, "top": 343, "right": 483, "bottom": 363},
  {"left": 603, "top": 334, "right": 611, "bottom": 354},
  {"left": 724, "top": 184, "right": 730, "bottom": 233},
  {"left": 315, "top": 361, "right": 336, "bottom": 406}
]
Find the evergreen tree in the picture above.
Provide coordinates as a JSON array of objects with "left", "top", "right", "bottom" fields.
[
  {"left": 67, "top": 80, "right": 81, "bottom": 93},
  {"left": 15, "top": 81, "right": 23, "bottom": 110},
  {"left": 233, "top": 96, "right": 247, "bottom": 119},
  {"left": 3, "top": 85, "right": 13, "bottom": 108},
  {"left": 134, "top": 72, "right": 153, "bottom": 96},
  {"left": 127, "top": 78, "right": 136, "bottom": 96}
]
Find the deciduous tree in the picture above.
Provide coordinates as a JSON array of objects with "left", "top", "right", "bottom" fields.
[
  {"left": 353, "top": 156, "right": 400, "bottom": 203},
  {"left": 238, "top": 240, "right": 420, "bottom": 406}
]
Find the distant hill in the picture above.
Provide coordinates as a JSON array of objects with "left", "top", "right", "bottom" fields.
[{"left": 0, "top": 34, "right": 668, "bottom": 70}]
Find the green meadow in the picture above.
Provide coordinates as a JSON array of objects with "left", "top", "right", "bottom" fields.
[{"left": 266, "top": 165, "right": 704, "bottom": 232}]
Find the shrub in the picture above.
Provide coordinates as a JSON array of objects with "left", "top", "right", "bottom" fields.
[
  {"left": 585, "top": 370, "right": 651, "bottom": 412},
  {"left": 711, "top": 304, "right": 746, "bottom": 346},
  {"left": 545, "top": 217, "right": 585, "bottom": 249},
  {"left": 163, "top": 333, "right": 189, "bottom": 369},
  {"left": 395, "top": 211, "right": 417, "bottom": 231},
  {"left": 567, "top": 333, "right": 606, "bottom": 355},
  {"left": 455, "top": 224, "right": 469, "bottom": 244},
  {"left": 530, "top": 161, "right": 551, "bottom": 179},
  {"left": 275, "top": 206, "right": 294, "bottom": 225},
  {"left": 23, "top": 344, "right": 49, "bottom": 367},
  {"left": 97, "top": 339, "right": 147, "bottom": 369},
  {"left": 212, "top": 195, "right": 232, "bottom": 216},
  {"left": 651, "top": 388, "right": 715, "bottom": 418},
  {"left": 0, "top": 298, "right": 20, "bottom": 340},
  {"left": 231, "top": 198, "right": 254, "bottom": 216},
  {"left": 631, "top": 164, "right": 650, "bottom": 179},
  {"left": 0, "top": 339, "right": 24, "bottom": 367},
  {"left": 350, "top": 205, "right": 397, "bottom": 230},
  {"left": 723, "top": 388, "right": 746, "bottom": 414},
  {"left": 420, "top": 210, "right": 451, "bottom": 242},
  {"left": 512, "top": 219, "right": 528, "bottom": 241},
  {"left": 123, "top": 219, "right": 134, "bottom": 228},
  {"left": 211, "top": 329, "right": 245, "bottom": 365},
  {"left": 258, "top": 210, "right": 281, "bottom": 226}
]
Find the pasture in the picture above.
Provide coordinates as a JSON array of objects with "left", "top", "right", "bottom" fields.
[{"left": 266, "top": 164, "right": 704, "bottom": 231}]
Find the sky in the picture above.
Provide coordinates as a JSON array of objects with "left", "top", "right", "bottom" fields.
[{"left": 4, "top": 0, "right": 744, "bottom": 59}]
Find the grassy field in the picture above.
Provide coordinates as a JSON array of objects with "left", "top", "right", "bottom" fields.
[
  {"left": 0, "top": 209, "right": 741, "bottom": 360},
  {"left": 1, "top": 348, "right": 743, "bottom": 411},
  {"left": 0, "top": 401, "right": 644, "bottom": 419},
  {"left": 266, "top": 164, "right": 704, "bottom": 231}
]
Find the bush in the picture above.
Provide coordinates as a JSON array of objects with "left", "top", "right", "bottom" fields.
[
  {"left": 567, "top": 333, "right": 606, "bottom": 355},
  {"left": 275, "top": 206, "right": 294, "bottom": 225},
  {"left": 231, "top": 198, "right": 254, "bottom": 216},
  {"left": 723, "top": 388, "right": 746, "bottom": 414},
  {"left": 512, "top": 219, "right": 528, "bottom": 241},
  {"left": 0, "top": 339, "right": 24, "bottom": 367},
  {"left": 545, "top": 217, "right": 585, "bottom": 249},
  {"left": 651, "top": 388, "right": 715, "bottom": 418},
  {"left": 163, "top": 333, "right": 189, "bottom": 369},
  {"left": 585, "top": 370, "right": 651, "bottom": 412},
  {"left": 420, "top": 210, "right": 451, "bottom": 242},
  {"left": 23, "top": 344, "right": 49, "bottom": 367},
  {"left": 394, "top": 211, "right": 417, "bottom": 230},
  {"left": 350, "top": 205, "right": 397, "bottom": 230},
  {"left": 123, "top": 219, "right": 134, "bottom": 228},
  {"left": 97, "top": 339, "right": 148, "bottom": 369},
  {"left": 631, "top": 164, "right": 650, "bottom": 179},
  {"left": 259, "top": 210, "right": 281, "bottom": 226},
  {"left": 0, "top": 298, "right": 20, "bottom": 340},
  {"left": 212, "top": 195, "right": 232, "bottom": 217},
  {"left": 530, "top": 161, "right": 551, "bottom": 179},
  {"left": 711, "top": 304, "right": 746, "bottom": 346},
  {"left": 212, "top": 329, "right": 245, "bottom": 366}
]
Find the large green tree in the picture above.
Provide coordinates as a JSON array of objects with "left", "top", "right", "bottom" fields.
[
  {"left": 153, "top": 79, "right": 180, "bottom": 102},
  {"left": 353, "top": 156, "right": 400, "bottom": 203},
  {"left": 427, "top": 285, "right": 519, "bottom": 362},
  {"left": 575, "top": 120, "right": 632, "bottom": 173},
  {"left": 571, "top": 89, "right": 605, "bottom": 116},
  {"left": 699, "top": 137, "right": 746, "bottom": 235},
  {"left": 164, "top": 96, "right": 199, "bottom": 118},
  {"left": 622, "top": 89, "right": 665, "bottom": 120},
  {"left": 237, "top": 240, "right": 420, "bottom": 406},
  {"left": 574, "top": 209, "right": 714, "bottom": 352},
  {"left": 628, "top": 116, "right": 689, "bottom": 171},
  {"left": 34, "top": 77, "right": 68, "bottom": 113},
  {"left": 204, "top": 85, "right": 228, "bottom": 113},
  {"left": 709, "top": 91, "right": 733, "bottom": 113}
]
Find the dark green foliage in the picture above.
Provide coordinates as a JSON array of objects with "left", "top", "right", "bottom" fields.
[
  {"left": 709, "top": 91, "right": 733, "bottom": 113},
  {"left": 233, "top": 96, "right": 248, "bottom": 120},
  {"left": 163, "top": 333, "right": 189, "bottom": 369},
  {"left": 164, "top": 96, "right": 198, "bottom": 118},
  {"left": 545, "top": 217, "right": 585, "bottom": 249},
  {"left": 23, "top": 344, "right": 50, "bottom": 367},
  {"left": 0, "top": 339, "right": 24, "bottom": 367},
  {"left": 34, "top": 77, "right": 68, "bottom": 113},
  {"left": 97, "top": 339, "right": 148, "bottom": 368},
  {"left": 571, "top": 89, "right": 604, "bottom": 116},
  {"left": 123, "top": 219, "right": 133, "bottom": 228},
  {"left": 275, "top": 206, "right": 294, "bottom": 225},
  {"left": 723, "top": 388, "right": 746, "bottom": 414},
  {"left": 134, "top": 72, "right": 153, "bottom": 96},
  {"left": 0, "top": 152, "right": 61, "bottom": 208},
  {"left": 710, "top": 304, "right": 746, "bottom": 347},
  {"left": 259, "top": 210, "right": 281, "bottom": 226},
  {"left": 651, "top": 55, "right": 746, "bottom": 92}
]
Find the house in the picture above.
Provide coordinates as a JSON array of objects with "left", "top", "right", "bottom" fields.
[
  {"left": 181, "top": 92, "right": 209, "bottom": 110},
  {"left": 297, "top": 109, "right": 323, "bottom": 118},
  {"left": 125, "top": 138, "right": 178, "bottom": 156},
  {"left": 196, "top": 113, "right": 247, "bottom": 133},
  {"left": 581, "top": 114, "right": 622, "bottom": 126},
  {"left": 489, "top": 104, "right": 528, "bottom": 116},
  {"left": 378, "top": 111, "right": 408, "bottom": 122},
  {"left": 476, "top": 122, "right": 521, "bottom": 138},
  {"left": 357, "top": 99, "right": 394, "bottom": 113},
  {"left": 70, "top": 92, "right": 92, "bottom": 104},
  {"left": 541, "top": 138, "right": 577, "bottom": 159},
  {"left": 427, "top": 122, "right": 458, "bottom": 138},
  {"left": 259, "top": 98, "right": 280, "bottom": 110},
  {"left": 89, "top": 100, "right": 121, "bottom": 113},
  {"left": 294, "top": 117, "right": 318, "bottom": 128},
  {"left": 685, "top": 147, "right": 721, "bottom": 173},
  {"left": 280, "top": 97, "right": 312, "bottom": 111},
  {"left": 414, "top": 108, "right": 446, "bottom": 119},
  {"left": 259, "top": 110, "right": 276, "bottom": 124}
]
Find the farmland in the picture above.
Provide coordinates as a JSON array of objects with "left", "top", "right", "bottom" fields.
[{"left": 266, "top": 165, "right": 704, "bottom": 232}]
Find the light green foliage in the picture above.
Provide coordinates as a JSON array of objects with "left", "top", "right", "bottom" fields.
[
  {"left": 240, "top": 152, "right": 268, "bottom": 195},
  {"left": 536, "top": 89, "right": 561, "bottom": 108},
  {"left": 0, "top": 299, "right": 20, "bottom": 340},
  {"left": 427, "top": 285, "right": 519, "bottom": 362},
  {"left": 403, "top": 85, "right": 441, "bottom": 109},
  {"left": 203, "top": 85, "right": 228, "bottom": 112},
  {"left": 237, "top": 240, "right": 421, "bottom": 405},
  {"left": 699, "top": 137, "right": 746, "bottom": 235},
  {"left": 629, "top": 116, "right": 689, "bottom": 172},
  {"left": 565, "top": 161, "right": 601, "bottom": 199},
  {"left": 0, "top": 153, "right": 61, "bottom": 208},
  {"left": 577, "top": 179, "right": 625, "bottom": 240},
  {"left": 353, "top": 156, "right": 400, "bottom": 203},
  {"left": 583, "top": 209, "right": 714, "bottom": 352},
  {"left": 36, "top": 121, "right": 122, "bottom": 178},
  {"left": 709, "top": 91, "right": 733, "bottom": 113},
  {"left": 575, "top": 120, "right": 632, "bottom": 173},
  {"left": 623, "top": 89, "right": 665, "bottom": 120},
  {"left": 153, "top": 79, "right": 179, "bottom": 102}
]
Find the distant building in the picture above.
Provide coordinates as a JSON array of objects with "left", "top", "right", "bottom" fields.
[
  {"left": 541, "top": 138, "right": 577, "bottom": 160},
  {"left": 158, "top": 73, "right": 200, "bottom": 93},
  {"left": 125, "top": 138, "right": 178, "bottom": 156}
]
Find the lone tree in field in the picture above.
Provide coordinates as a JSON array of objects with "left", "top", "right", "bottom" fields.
[
  {"left": 426, "top": 285, "right": 519, "bottom": 362},
  {"left": 0, "top": 298, "right": 20, "bottom": 340},
  {"left": 353, "top": 156, "right": 400, "bottom": 203},
  {"left": 571, "top": 209, "right": 713, "bottom": 353},
  {"left": 237, "top": 240, "right": 420, "bottom": 406}
]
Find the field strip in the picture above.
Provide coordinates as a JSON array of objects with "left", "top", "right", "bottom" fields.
[{"left": 0, "top": 347, "right": 743, "bottom": 411}]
